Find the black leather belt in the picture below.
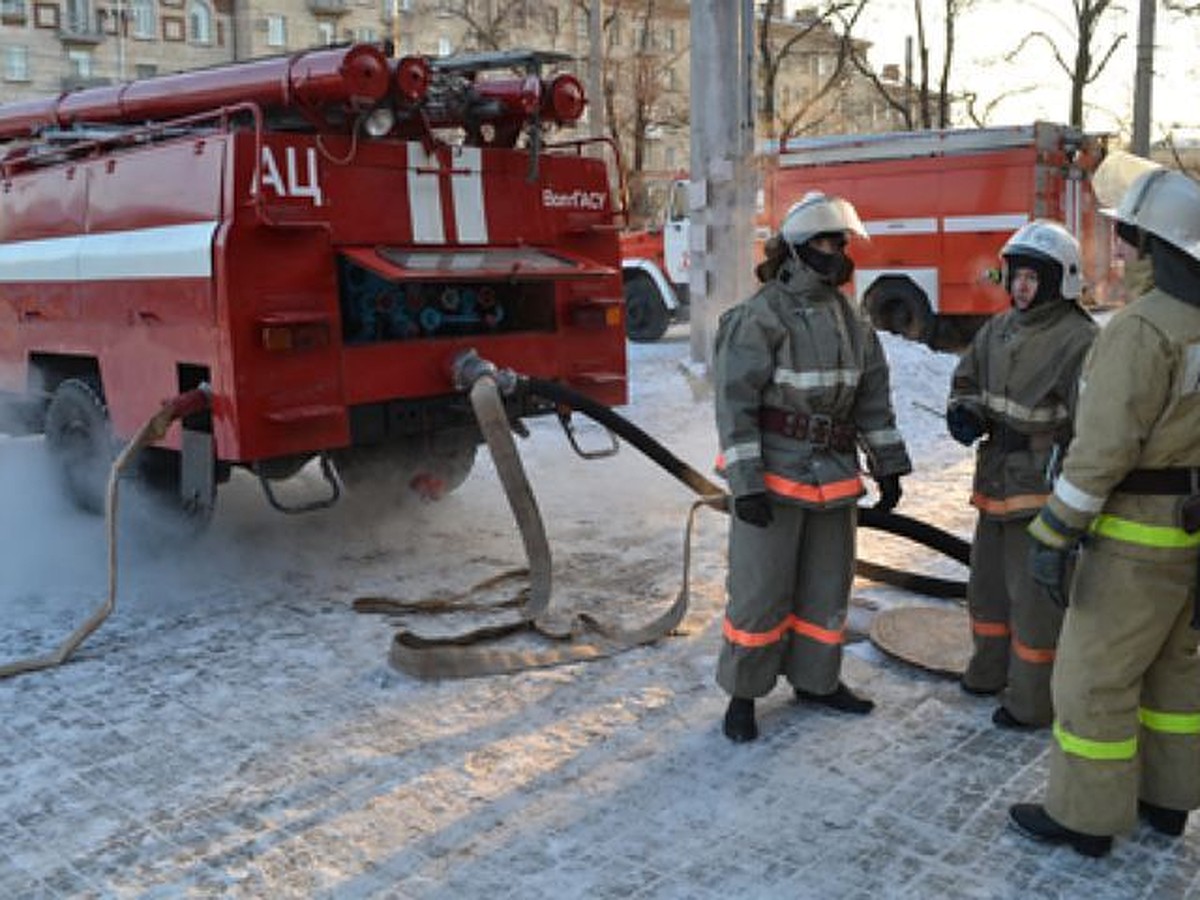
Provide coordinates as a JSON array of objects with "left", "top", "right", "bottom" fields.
[
  {"left": 1115, "top": 467, "right": 1200, "bottom": 495},
  {"left": 759, "top": 407, "right": 856, "bottom": 453}
]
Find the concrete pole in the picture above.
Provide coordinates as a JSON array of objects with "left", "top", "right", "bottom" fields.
[
  {"left": 688, "top": 0, "right": 757, "bottom": 366},
  {"left": 1131, "top": 0, "right": 1156, "bottom": 157},
  {"left": 587, "top": 0, "right": 605, "bottom": 139}
]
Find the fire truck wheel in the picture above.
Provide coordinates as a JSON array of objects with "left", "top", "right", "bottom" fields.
[
  {"left": 44, "top": 378, "right": 114, "bottom": 515},
  {"left": 864, "top": 278, "right": 932, "bottom": 344},
  {"left": 624, "top": 274, "right": 670, "bottom": 343}
]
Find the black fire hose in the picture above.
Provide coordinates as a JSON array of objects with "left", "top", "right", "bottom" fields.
[{"left": 524, "top": 377, "right": 968, "bottom": 599}]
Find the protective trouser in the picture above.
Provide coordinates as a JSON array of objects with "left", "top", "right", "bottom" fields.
[
  {"left": 717, "top": 503, "right": 855, "bottom": 699},
  {"left": 1046, "top": 543, "right": 1200, "bottom": 835},
  {"left": 962, "top": 516, "right": 1064, "bottom": 724}
]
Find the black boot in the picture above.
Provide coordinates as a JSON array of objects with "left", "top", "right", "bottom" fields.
[
  {"left": 723, "top": 697, "right": 758, "bottom": 743},
  {"left": 1139, "top": 800, "right": 1188, "bottom": 837},
  {"left": 960, "top": 677, "right": 1001, "bottom": 697},
  {"left": 992, "top": 706, "right": 1040, "bottom": 731},
  {"left": 1008, "top": 803, "right": 1112, "bottom": 858},
  {"left": 794, "top": 681, "right": 874, "bottom": 715}
]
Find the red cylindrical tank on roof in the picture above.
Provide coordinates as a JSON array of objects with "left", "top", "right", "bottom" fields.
[{"left": 0, "top": 43, "right": 391, "bottom": 141}]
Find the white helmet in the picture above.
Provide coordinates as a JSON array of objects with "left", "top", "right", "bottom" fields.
[
  {"left": 779, "top": 191, "right": 868, "bottom": 246},
  {"left": 1000, "top": 219, "right": 1083, "bottom": 300},
  {"left": 1109, "top": 167, "right": 1200, "bottom": 263}
]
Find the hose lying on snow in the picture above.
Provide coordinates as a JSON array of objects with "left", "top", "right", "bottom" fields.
[
  {"left": 379, "top": 354, "right": 707, "bottom": 679},
  {"left": 375, "top": 351, "right": 968, "bottom": 679},
  {"left": 0, "top": 387, "right": 211, "bottom": 679}
]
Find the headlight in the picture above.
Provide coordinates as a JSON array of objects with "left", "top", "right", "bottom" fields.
[{"left": 364, "top": 106, "right": 396, "bottom": 137}]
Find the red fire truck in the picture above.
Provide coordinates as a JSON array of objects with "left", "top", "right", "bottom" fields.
[
  {"left": 764, "top": 122, "right": 1114, "bottom": 346},
  {"left": 0, "top": 46, "right": 627, "bottom": 517},
  {"left": 618, "top": 179, "right": 690, "bottom": 342}
]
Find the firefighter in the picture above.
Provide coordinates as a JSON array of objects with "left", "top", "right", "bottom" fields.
[
  {"left": 1008, "top": 166, "right": 1200, "bottom": 857},
  {"left": 713, "top": 192, "right": 912, "bottom": 743},
  {"left": 947, "top": 221, "right": 1098, "bottom": 730}
]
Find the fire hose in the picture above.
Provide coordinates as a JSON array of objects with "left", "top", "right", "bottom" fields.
[
  {"left": 0, "top": 386, "right": 211, "bottom": 679},
  {"left": 373, "top": 350, "right": 969, "bottom": 679}
]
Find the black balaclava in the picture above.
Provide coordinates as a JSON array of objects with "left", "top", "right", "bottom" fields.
[
  {"left": 1004, "top": 252, "right": 1062, "bottom": 307},
  {"left": 795, "top": 231, "right": 854, "bottom": 286},
  {"left": 1150, "top": 234, "right": 1200, "bottom": 308}
]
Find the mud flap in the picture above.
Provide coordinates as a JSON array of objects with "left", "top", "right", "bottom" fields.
[{"left": 180, "top": 427, "right": 216, "bottom": 517}]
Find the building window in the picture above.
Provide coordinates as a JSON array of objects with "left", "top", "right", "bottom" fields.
[
  {"left": 664, "top": 67, "right": 676, "bottom": 90},
  {"left": 67, "top": 48, "right": 92, "bottom": 78},
  {"left": 64, "top": 0, "right": 91, "bottom": 32},
  {"left": 4, "top": 45, "right": 29, "bottom": 81},
  {"left": 353, "top": 25, "right": 374, "bottom": 41},
  {"left": 1, "top": 0, "right": 27, "bottom": 23},
  {"left": 436, "top": 35, "right": 451, "bottom": 56},
  {"left": 664, "top": 27, "right": 675, "bottom": 51},
  {"left": 316, "top": 20, "right": 334, "bottom": 45},
  {"left": 266, "top": 13, "right": 286, "bottom": 47},
  {"left": 130, "top": 0, "right": 155, "bottom": 38},
  {"left": 189, "top": 0, "right": 212, "bottom": 43},
  {"left": 135, "top": 62, "right": 157, "bottom": 79}
]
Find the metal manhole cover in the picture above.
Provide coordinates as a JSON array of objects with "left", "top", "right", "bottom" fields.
[{"left": 869, "top": 605, "right": 971, "bottom": 676}]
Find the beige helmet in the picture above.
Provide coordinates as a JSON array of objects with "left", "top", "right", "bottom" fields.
[
  {"left": 1110, "top": 167, "right": 1200, "bottom": 263},
  {"left": 779, "top": 191, "right": 868, "bottom": 246},
  {"left": 1000, "top": 220, "right": 1084, "bottom": 300}
]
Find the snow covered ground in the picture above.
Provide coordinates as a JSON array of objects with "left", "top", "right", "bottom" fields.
[{"left": 1, "top": 324, "right": 1197, "bottom": 898}]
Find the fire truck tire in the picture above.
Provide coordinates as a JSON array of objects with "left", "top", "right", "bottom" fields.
[
  {"left": 864, "top": 278, "right": 932, "bottom": 343},
  {"left": 624, "top": 274, "right": 670, "bottom": 343},
  {"left": 44, "top": 378, "right": 114, "bottom": 515}
]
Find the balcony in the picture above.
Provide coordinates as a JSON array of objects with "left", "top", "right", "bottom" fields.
[
  {"left": 306, "top": 0, "right": 349, "bottom": 15},
  {"left": 1, "top": 0, "right": 26, "bottom": 24},
  {"left": 59, "top": 18, "right": 105, "bottom": 44}
]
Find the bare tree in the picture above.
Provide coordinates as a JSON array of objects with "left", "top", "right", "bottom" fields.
[
  {"left": 1004, "top": 0, "right": 1127, "bottom": 127},
  {"left": 570, "top": 0, "right": 687, "bottom": 223},
  {"left": 439, "top": 0, "right": 532, "bottom": 52},
  {"left": 758, "top": 1, "right": 856, "bottom": 139}
]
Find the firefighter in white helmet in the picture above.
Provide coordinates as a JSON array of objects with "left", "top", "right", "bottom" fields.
[
  {"left": 1009, "top": 165, "right": 1200, "bottom": 857},
  {"left": 712, "top": 191, "right": 912, "bottom": 742},
  {"left": 947, "top": 220, "right": 1098, "bottom": 729}
]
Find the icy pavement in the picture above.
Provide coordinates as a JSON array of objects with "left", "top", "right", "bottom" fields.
[{"left": 2, "top": 327, "right": 1198, "bottom": 898}]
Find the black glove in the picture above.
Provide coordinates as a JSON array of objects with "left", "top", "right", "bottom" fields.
[
  {"left": 1028, "top": 541, "right": 1071, "bottom": 609},
  {"left": 734, "top": 492, "right": 773, "bottom": 528},
  {"left": 946, "top": 406, "right": 985, "bottom": 446},
  {"left": 873, "top": 474, "right": 902, "bottom": 512}
]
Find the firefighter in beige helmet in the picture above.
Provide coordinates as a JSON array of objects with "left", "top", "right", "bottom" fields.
[
  {"left": 712, "top": 192, "right": 912, "bottom": 742},
  {"left": 1009, "top": 164, "right": 1200, "bottom": 857},
  {"left": 948, "top": 221, "right": 1098, "bottom": 729}
]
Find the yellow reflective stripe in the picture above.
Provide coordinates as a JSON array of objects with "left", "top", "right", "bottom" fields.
[
  {"left": 1028, "top": 515, "right": 1072, "bottom": 549},
  {"left": 1139, "top": 707, "right": 1200, "bottom": 735},
  {"left": 1090, "top": 514, "right": 1200, "bottom": 549},
  {"left": 1053, "top": 721, "right": 1138, "bottom": 761}
]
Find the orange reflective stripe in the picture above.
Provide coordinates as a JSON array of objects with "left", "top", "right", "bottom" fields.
[
  {"left": 971, "top": 618, "right": 1010, "bottom": 638},
  {"left": 722, "top": 614, "right": 845, "bottom": 648},
  {"left": 970, "top": 491, "right": 1049, "bottom": 516},
  {"left": 763, "top": 472, "right": 864, "bottom": 504},
  {"left": 723, "top": 615, "right": 792, "bottom": 648},
  {"left": 1012, "top": 637, "right": 1055, "bottom": 664},
  {"left": 789, "top": 615, "right": 845, "bottom": 646}
]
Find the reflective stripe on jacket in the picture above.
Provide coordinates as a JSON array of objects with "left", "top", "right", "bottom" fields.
[
  {"left": 1041, "top": 289, "right": 1200, "bottom": 555},
  {"left": 948, "top": 300, "right": 1097, "bottom": 521},
  {"left": 713, "top": 257, "right": 911, "bottom": 509}
]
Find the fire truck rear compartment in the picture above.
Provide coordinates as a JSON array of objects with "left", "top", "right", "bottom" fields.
[{"left": 336, "top": 255, "right": 557, "bottom": 343}]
